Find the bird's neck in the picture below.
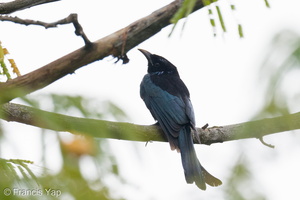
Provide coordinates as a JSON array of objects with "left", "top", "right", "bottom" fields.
[{"left": 149, "top": 70, "right": 178, "bottom": 76}]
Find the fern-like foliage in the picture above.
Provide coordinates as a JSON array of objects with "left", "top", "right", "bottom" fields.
[
  {"left": 0, "top": 41, "right": 21, "bottom": 81},
  {"left": 0, "top": 159, "right": 39, "bottom": 194},
  {"left": 170, "top": 0, "right": 270, "bottom": 37}
]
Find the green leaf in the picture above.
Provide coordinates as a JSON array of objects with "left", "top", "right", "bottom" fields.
[
  {"left": 169, "top": 0, "right": 197, "bottom": 36},
  {"left": 230, "top": 4, "right": 236, "bottom": 10},
  {"left": 238, "top": 24, "right": 244, "bottom": 38},
  {"left": 170, "top": 0, "right": 197, "bottom": 24},
  {"left": 264, "top": 0, "right": 271, "bottom": 8},
  {"left": 215, "top": 5, "right": 226, "bottom": 32}
]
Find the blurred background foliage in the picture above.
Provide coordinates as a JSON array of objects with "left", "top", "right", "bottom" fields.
[
  {"left": 223, "top": 29, "right": 300, "bottom": 200},
  {"left": 224, "top": 155, "right": 266, "bottom": 200},
  {"left": 0, "top": 94, "right": 129, "bottom": 200},
  {"left": 257, "top": 30, "right": 300, "bottom": 117}
]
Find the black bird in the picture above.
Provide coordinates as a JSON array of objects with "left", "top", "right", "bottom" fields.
[{"left": 139, "top": 49, "right": 222, "bottom": 190}]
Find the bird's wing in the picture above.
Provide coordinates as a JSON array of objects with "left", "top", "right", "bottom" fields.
[{"left": 140, "top": 75, "right": 191, "bottom": 149}]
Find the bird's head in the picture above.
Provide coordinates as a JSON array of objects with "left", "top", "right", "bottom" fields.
[{"left": 138, "top": 49, "right": 178, "bottom": 75}]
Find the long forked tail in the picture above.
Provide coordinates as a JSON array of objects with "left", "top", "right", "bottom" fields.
[{"left": 178, "top": 125, "right": 222, "bottom": 190}]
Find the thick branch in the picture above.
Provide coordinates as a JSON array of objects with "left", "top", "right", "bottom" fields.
[
  {"left": 0, "top": 0, "right": 61, "bottom": 14},
  {"left": 0, "top": 0, "right": 204, "bottom": 103},
  {"left": 1, "top": 103, "right": 300, "bottom": 145}
]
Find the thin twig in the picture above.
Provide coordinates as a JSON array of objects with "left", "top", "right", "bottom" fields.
[
  {"left": 69, "top": 14, "right": 92, "bottom": 47},
  {"left": 259, "top": 137, "right": 275, "bottom": 148},
  {"left": 201, "top": 123, "right": 209, "bottom": 130},
  {"left": 0, "top": 14, "right": 91, "bottom": 46}
]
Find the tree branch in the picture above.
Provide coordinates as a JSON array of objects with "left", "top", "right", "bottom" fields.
[
  {"left": 0, "top": 0, "right": 204, "bottom": 103},
  {"left": 0, "top": 0, "right": 61, "bottom": 14},
  {"left": 1, "top": 103, "right": 299, "bottom": 145},
  {"left": 0, "top": 14, "right": 91, "bottom": 45}
]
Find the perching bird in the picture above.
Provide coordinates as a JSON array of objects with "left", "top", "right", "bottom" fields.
[{"left": 139, "top": 49, "right": 222, "bottom": 190}]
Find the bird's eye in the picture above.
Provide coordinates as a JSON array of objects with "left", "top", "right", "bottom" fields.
[{"left": 154, "top": 63, "right": 160, "bottom": 67}]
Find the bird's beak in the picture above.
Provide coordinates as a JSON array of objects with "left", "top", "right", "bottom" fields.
[{"left": 138, "top": 49, "right": 153, "bottom": 66}]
